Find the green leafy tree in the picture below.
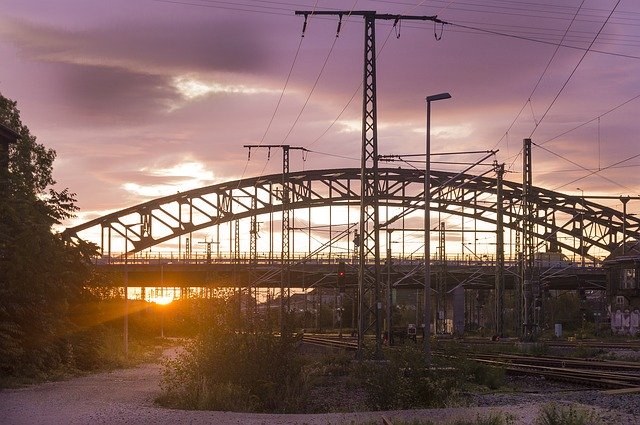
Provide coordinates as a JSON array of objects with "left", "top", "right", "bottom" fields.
[{"left": 0, "top": 93, "right": 97, "bottom": 378}]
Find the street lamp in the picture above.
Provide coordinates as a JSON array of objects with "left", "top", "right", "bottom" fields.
[
  {"left": 123, "top": 222, "right": 142, "bottom": 356},
  {"left": 124, "top": 225, "right": 130, "bottom": 356},
  {"left": 425, "top": 92, "right": 451, "bottom": 362}
]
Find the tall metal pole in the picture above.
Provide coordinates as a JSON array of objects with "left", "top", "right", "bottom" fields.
[
  {"left": 576, "top": 187, "right": 585, "bottom": 267},
  {"left": 522, "top": 138, "right": 536, "bottom": 340},
  {"left": 425, "top": 92, "right": 451, "bottom": 361},
  {"left": 243, "top": 144, "right": 307, "bottom": 334},
  {"left": 124, "top": 226, "right": 129, "bottom": 356},
  {"left": 295, "top": 10, "right": 447, "bottom": 359},
  {"left": 358, "top": 14, "right": 383, "bottom": 358},
  {"left": 386, "top": 231, "right": 393, "bottom": 345},
  {"left": 495, "top": 162, "right": 505, "bottom": 337},
  {"left": 424, "top": 99, "right": 432, "bottom": 361},
  {"left": 281, "top": 146, "right": 290, "bottom": 333},
  {"left": 622, "top": 196, "right": 629, "bottom": 254}
]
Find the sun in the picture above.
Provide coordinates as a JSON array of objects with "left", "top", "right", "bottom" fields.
[{"left": 151, "top": 296, "right": 174, "bottom": 306}]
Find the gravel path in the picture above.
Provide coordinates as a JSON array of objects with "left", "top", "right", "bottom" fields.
[{"left": 1, "top": 350, "right": 639, "bottom": 425}]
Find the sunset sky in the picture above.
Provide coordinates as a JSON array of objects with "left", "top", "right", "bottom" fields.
[{"left": 2, "top": 0, "right": 639, "bottom": 232}]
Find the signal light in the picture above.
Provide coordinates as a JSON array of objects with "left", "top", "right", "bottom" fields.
[{"left": 337, "top": 261, "right": 346, "bottom": 293}]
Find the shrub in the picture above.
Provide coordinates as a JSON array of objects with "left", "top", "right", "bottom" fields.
[
  {"left": 535, "top": 403, "right": 603, "bottom": 425},
  {"left": 158, "top": 325, "right": 307, "bottom": 412},
  {"left": 354, "top": 346, "right": 465, "bottom": 410},
  {"left": 466, "top": 362, "right": 505, "bottom": 390}
]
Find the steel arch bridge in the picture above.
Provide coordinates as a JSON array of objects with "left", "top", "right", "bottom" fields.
[{"left": 63, "top": 167, "right": 640, "bottom": 262}]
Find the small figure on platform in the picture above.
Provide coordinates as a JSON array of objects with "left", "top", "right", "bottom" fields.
[
  {"left": 630, "top": 309, "right": 640, "bottom": 336},
  {"left": 612, "top": 309, "right": 623, "bottom": 335}
]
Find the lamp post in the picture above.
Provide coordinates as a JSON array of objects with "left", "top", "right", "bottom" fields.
[
  {"left": 123, "top": 222, "right": 142, "bottom": 356},
  {"left": 577, "top": 188, "right": 585, "bottom": 267},
  {"left": 425, "top": 92, "right": 451, "bottom": 362},
  {"left": 124, "top": 225, "right": 129, "bottom": 356}
]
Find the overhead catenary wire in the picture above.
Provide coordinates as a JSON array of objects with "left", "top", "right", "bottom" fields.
[
  {"left": 306, "top": 1, "right": 435, "bottom": 148},
  {"left": 147, "top": 0, "right": 638, "bottom": 195},
  {"left": 236, "top": 1, "right": 318, "bottom": 189},
  {"left": 529, "top": 0, "right": 622, "bottom": 139},
  {"left": 280, "top": 2, "right": 360, "bottom": 145},
  {"left": 533, "top": 141, "right": 631, "bottom": 192},
  {"left": 552, "top": 151, "right": 640, "bottom": 192},
  {"left": 539, "top": 92, "right": 640, "bottom": 146},
  {"left": 490, "top": 0, "right": 586, "bottom": 171}
]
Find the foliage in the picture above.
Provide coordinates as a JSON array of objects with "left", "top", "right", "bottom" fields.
[
  {"left": 354, "top": 346, "right": 466, "bottom": 410},
  {"left": 358, "top": 412, "right": 515, "bottom": 425},
  {"left": 465, "top": 361, "right": 506, "bottom": 390},
  {"left": 546, "top": 292, "right": 582, "bottom": 332},
  {"left": 157, "top": 298, "right": 308, "bottom": 413},
  {"left": 535, "top": 403, "right": 603, "bottom": 425},
  {"left": 0, "top": 92, "right": 99, "bottom": 380}
]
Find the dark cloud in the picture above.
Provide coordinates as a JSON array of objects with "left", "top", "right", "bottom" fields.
[
  {"left": 56, "top": 63, "right": 179, "bottom": 125},
  {"left": 2, "top": 14, "right": 272, "bottom": 75},
  {"left": 2, "top": 0, "right": 639, "bottom": 232},
  {"left": 89, "top": 18, "right": 272, "bottom": 74}
]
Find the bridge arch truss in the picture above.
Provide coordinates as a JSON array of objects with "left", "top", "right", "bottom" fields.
[{"left": 64, "top": 168, "right": 640, "bottom": 262}]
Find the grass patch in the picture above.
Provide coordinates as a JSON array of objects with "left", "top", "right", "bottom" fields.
[
  {"left": 535, "top": 403, "right": 604, "bottom": 425},
  {"left": 157, "top": 337, "right": 511, "bottom": 413},
  {"left": 156, "top": 327, "right": 308, "bottom": 412},
  {"left": 358, "top": 412, "right": 516, "bottom": 425},
  {"left": 0, "top": 325, "right": 165, "bottom": 389}
]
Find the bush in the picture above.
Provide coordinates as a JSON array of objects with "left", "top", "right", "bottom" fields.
[
  {"left": 466, "top": 362, "right": 505, "bottom": 390},
  {"left": 354, "top": 346, "right": 465, "bottom": 410},
  {"left": 361, "top": 412, "right": 515, "bottom": 425},
  {"left": 535, "top": 403, "right": 603, "bottom": 425},
  {"left": 157, "top": 325, "right": 307, "bottom": 412}
]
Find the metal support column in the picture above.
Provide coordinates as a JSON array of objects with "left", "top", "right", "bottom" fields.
[
  {"left": 281, "top": 146, "right": 291, "bottom": 333},
  {"left": 494, "top": 162, "right": 505, "bottom": 337},
  {"left": 522, "top": 138, "right": 537, "bottom": 340},
  {"left": 437, "top": 222, "right": 446, "bottom": 333},
  {"left": 358, "top": 14, "right": 382, "bottom": 358},
  {"left": 293, "top": 10, "right": 447, "bottom": 358},
  {"left": 250, "top": 196, "right": 258, "bottom": 323},
  {"left": 234, "top": 219, "right": 241, "bottom": 326}
]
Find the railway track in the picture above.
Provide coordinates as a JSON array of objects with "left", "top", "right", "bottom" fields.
[
  {"left": 467, "top": 352, "right": 640, "bottom": 389},
  {"left": 301, "top": 334, "right": 358, "bottom": 351},
  {"left": 457, "top": 337, "right": 640, "bottom": 351},
  {"left": 301, "top": 334, "right": 640, "bottom": 389}
]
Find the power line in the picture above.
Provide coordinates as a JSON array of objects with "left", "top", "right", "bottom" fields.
[
  {"left": 447, "top": 21, "right": 640, "bottom": 61},
  {"left": 533, "top": 141, "right": 630, "bottom": 192},
  {"left": 539, "top": 92, "right": 640, "bottom": 146},
  {"left": 552, "top": 151, "right": 640, "bottom": 192},
  {"left": 529, "top": 0, "right": 622, "bottom": 138},
  {"left": 257, "top": 31, "right": 305, "bottom": 146},
  {"left": 492, "top": 0, "right": 586, "bottom": 152}
]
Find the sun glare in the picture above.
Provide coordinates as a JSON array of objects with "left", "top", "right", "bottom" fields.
[
  {"left": 151, "top": 296, "right": 174, "bottom": 306},
  {"left": 122, "top": 161, "right": 218, "bottom": 197},
  {"left": 173, "top": 76, "right": 277, "bottom": 100}
]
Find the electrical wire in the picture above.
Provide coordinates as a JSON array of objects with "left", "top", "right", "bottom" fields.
[
  {"left": 552, "top": 151, "right": 640, "bottom": 192},
  {"left": 533, "top": 141, "right": 630, "bottom": 192},
  {"left": 490, "top": 0, "right": 586, "bottom": 169},
  {"left": 305, "top": 148, "right": 359, "bottom": 162},
  {"left": 539, "top": 92, "right": 640, "bottom": 146},
  {"left": 529, "top": 0, "right": 622, "bottom": 138},
  {"left": 257, "top": 31, "right": 305, "bottom": 146},
  {"left": 446, "top": 22, "right": 640, "bottom": 61},
  {"left": 279, "top": 1, "right": 360, "bottom": 144},
  {"left": 234, "top": 1, "right": 318, "bottom": 189}
]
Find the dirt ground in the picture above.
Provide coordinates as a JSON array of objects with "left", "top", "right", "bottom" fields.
[{"left": 0, "top": 348, "right": 637, "bottom": 425}]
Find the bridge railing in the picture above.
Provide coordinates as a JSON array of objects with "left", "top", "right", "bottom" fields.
[{"left": 95, "top": 251, "right": 603, "bottom": 269}]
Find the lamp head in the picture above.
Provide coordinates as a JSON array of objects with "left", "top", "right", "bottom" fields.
[{"left": 426, "top": 92, "right": 452, "bottom": 102}]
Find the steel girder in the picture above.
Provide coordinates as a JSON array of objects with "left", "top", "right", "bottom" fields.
[{"left": 63, "top": 167, "right": 640, "bottom": 260}]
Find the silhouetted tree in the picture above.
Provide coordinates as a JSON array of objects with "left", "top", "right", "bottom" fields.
[{"left": 0, "top": 93, "right": 97, "bottom": 377}]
